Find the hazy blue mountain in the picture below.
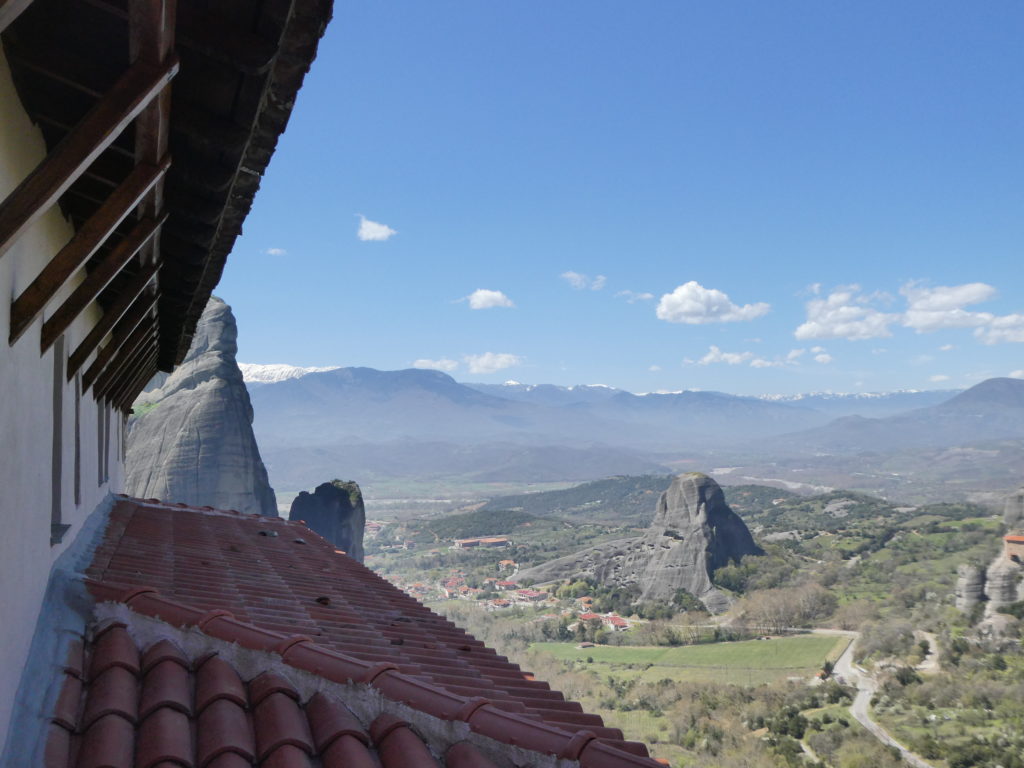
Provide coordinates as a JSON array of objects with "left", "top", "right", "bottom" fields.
[
  {"left": 763, "top": 378, "right": 1024, "bottom": 455},
  {"left": 757, "top": 389, "right": 960, "bottom": 418}
]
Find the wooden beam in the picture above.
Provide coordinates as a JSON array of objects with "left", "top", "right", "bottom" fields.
[
  {"left": 104, "top": 346, "right": 157, "bottom": 406},
  {"left": 0, "top": 55, "right": 178, "bottom": 260},
  {"left": 95, "top": 334, "right": 154, "bottom": 401},
  {"left": 112, "top": 354, "right": 158, "bottom": 411},
  {"left": 87, "top": 0, "right": 278, "bottom": 75},
  {"left": 8, "top": 159, "right": 169, "bottom": 344},
  {"left": 130, "top": 0, "right": 176, "bottom": 222},
  {"left": 66, "top": 262, "right": 158, "bottom": 376},
  {"left": 40, "top": 214, "right": 165, "bottom": 352},
  {"left": 0, "top": 0, "right": 34, "bottom": 35},
  {"left": 80, "top": 292, "right": 157, "bottom": 390},
  {"left": 87, "top": 317, "right": 155, "bottom": 394}
]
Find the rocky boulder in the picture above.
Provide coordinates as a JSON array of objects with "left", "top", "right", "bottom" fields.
[
  {"left": 518, "top": 473, "right": 762, "bottom": 612},
  {"left": 954, "top": 564, "right": 986, "bottom": 613},
  {"left": 125, "top": 297, "right": 277, "bottom": 516},
  {"left": 289, "top": 480, "right": 365, "bottom": 562}
]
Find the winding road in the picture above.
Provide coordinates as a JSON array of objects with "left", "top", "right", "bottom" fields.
[{"left": 824, "top": 628, "right": 936, "bottom": 768}]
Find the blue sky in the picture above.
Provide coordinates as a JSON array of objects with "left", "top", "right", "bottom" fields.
[{"left": 219, "top": 1, "right": 1023, "bottom": 395}]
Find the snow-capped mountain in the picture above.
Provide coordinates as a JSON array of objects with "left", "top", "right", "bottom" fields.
[{"left": 238, "top": 363, "right": 341, "bottom": 385}]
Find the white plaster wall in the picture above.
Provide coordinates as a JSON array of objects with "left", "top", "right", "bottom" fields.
[{"left": 0, "top": 51, "right": 125, "bottom": 755}]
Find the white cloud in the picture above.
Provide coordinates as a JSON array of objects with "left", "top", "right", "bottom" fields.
[
  {"left": 750, "top": 358, "right": 782, "bottom": 368},
  {"left": 412, "top": 358, "right": 458, "bottom": 372},
  {"left": 562, "top": 271, "right": 606, "bottom": 291},
  {"left": 814, "top": 353, "right": 833, "bottom": 364},
  {"left": 901, "top": 281, "right": 996, "bottom": 333},
  {"left": 795, "top": 285, "right": 899, "bottom": 340},
  {"left": 464, "top": 352, "right": 524, "bottom": 374},
  {"left": 939, "top": 344, "right": 955, "bottom": 351},
  {"left": 648, "top": 365, "right": 662, "bottom": 372},
  {"left": 1009, "top": 370, "right": 1024, "bottom": 379},
  {"left": 263, "top": 247, "right": 287, "bottom": 256},
  {"left": 929, "top": 374, "right": 950, "bottom": 383},
  {"left": 616, "top": 290, "right": 654, "bottom": 303},
  {"left": 974, "top": 314, "right": 1024, "bottom": 344},
  {"left": 786, "top": 348, "right": 806, "bottom": 362},
  {"left": 356, "top": 214, "right": 397, "bottom": 241},
  {"left": 698, "top": 345, "right": 753, "bottom": 365},
  {"left": 657, "top": 281, "right": 769, "bottom": 325},
  {"left": 466, "top": 289, "right": 515, "bottom": 309}
]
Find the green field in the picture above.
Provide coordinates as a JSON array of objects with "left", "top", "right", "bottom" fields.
[{"left": 533, "top": 635, "right": 849, "bottom": 685}]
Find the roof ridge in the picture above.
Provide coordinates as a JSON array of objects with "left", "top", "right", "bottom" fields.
[{"left": 84, "top": 579, "right": 660, "bottom": 767}]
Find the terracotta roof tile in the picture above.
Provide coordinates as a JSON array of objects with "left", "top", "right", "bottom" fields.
[
  {"left": 77, "top": 712, "right": 135, "bottom": 768},
  {"left": 445, "top": 741, "right": 500, "bottom": 768},
  {"left": 135, "top": 707, "right": 192, "bottom": 768},
  {"left": 304, "top": 693, "right": 367, "bottom": 752},
  {"left": 139, "top": 659, "right": 192, "bottom": 719},
  {"left": 319, "top": 733, "right": 377, "bottom": 768},
  {"left": 195, "top": 656, "right": 247, "bottom": 714},
  {"left": 252, "top": 693, "right": 314, "bottom": 760},
  {"left": 370, "top": 714, "right": 439, "bottom": 768},
  {"left": 81, "top": 667, "right": 138, "bottom": 729},
  {"left": 52, "top": 673, "right": 83, "bottom": 731},
  {"left": 69, "top": 497, "right": 661, "bottom": 767},
  {"left": 88, "top": 625, "right": 140, "bottom": 678}
]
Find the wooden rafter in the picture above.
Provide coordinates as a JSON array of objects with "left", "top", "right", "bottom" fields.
[
  {"left": 94, "top": 334, "right": 154, "bottom": 400},
  {"left": 88, "top": 318, "right": 155, "bottom": 394},
  {"left": 104, "top": 346, "right": 157, "bottom": 406},
  {"left": 80, "top": 293, "right": 158, "bottom": 392},
  {"left": 0, "top": 56, "right": 178, "bottom": 261},
  {"left": 67, "top": 263, "right": 159, "bottom": 377},
  {"left": 8, "top": 159, "right": 169, "bottom": 344},
  {"left": 40, "top": 214, "right": 166, "bottom": 353}
]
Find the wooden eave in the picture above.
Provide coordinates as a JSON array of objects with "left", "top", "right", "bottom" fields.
[{"left": 0, "top": 0, "right": 332, "bottom": 409}]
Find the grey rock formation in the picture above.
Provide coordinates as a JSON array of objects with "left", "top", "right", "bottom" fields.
[
  {"left": 289, "top": 480, "right": 366, "bottom": 562},
  {"left": 954, "top": 564, "right": 986, "bottom": 613},
  {"left": 518, "top": 473, "right": 762, "bottom": 613},
  {"left": 125, "top": 297, "right": 277, "bottom": 516},
  {"left": 984, "top": 556, "right": 1024, "bottom": 613}
]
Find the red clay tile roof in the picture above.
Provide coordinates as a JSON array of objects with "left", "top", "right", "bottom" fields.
[
  {"left": 75, "top": 497, "right": 658, "bottom": 767},
  {"left": 46, "top": 620, "right": 504, "bottom": 768},
  {"left": 1005, "top": 534, "right": 1024, "bottom": 543}
]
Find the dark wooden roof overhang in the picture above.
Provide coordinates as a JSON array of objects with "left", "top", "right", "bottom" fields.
[{"left": 0, "top": 0, "right": 332, "bottom": 411}]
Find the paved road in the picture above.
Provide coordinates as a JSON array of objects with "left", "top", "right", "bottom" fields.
[{"left": 829, "top": 629, "right": 935, "bottom": 768}]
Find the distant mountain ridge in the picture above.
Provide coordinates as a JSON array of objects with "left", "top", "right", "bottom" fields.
[
  {"left": 241, "top": 363, "right": 1018, "bottom": 495},
  {"left": 765, "top": 377, "right": 1024, "bottom": 455}
]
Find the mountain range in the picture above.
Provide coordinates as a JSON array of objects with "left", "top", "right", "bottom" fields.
[{"left": 240, "top": 364, "right": 1024, "bottom": 498}]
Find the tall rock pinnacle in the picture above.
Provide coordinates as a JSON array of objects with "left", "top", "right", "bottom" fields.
[
  {"left": 289, "top": 480, "right": 366, "bottom": 562},
  {"left": 518, "top": 473, "right": 762, "bottom": 612},
  {"left": 124, "top": 297, "right": 278, "bottom": 516}
]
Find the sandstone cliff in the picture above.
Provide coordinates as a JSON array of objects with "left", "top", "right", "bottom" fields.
[
  {"left": 289, "top": 480, "right": 366, "bottom": 563},
  {"left": 125, "top": 297, "right": 277, "bottom": 516},
  {"left": 518, "top": 473, "right": 762, "bottom": 612}
]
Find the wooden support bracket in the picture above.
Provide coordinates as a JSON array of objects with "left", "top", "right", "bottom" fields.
[
  {"left": 79, "top": 290, "right": 157, "bottom": 391},
  {"left": 40, "top": 214, "right": 165, "bottom": 353},
  {"left": 82, "top": 304, "right": 156, "bottom": 393},
  {"left": 0, "top": 55, "right": 178, "bottom": 261},
  {"left": 67, "top": 262, "right": 158, "bottom": 377},
  {"left": 8, "top": 158, "right": 169, "bottom": 344}
]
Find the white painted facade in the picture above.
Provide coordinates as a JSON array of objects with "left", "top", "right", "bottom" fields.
[{"left": 0, "top": 51, "right": 125, "bottom": 755}]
